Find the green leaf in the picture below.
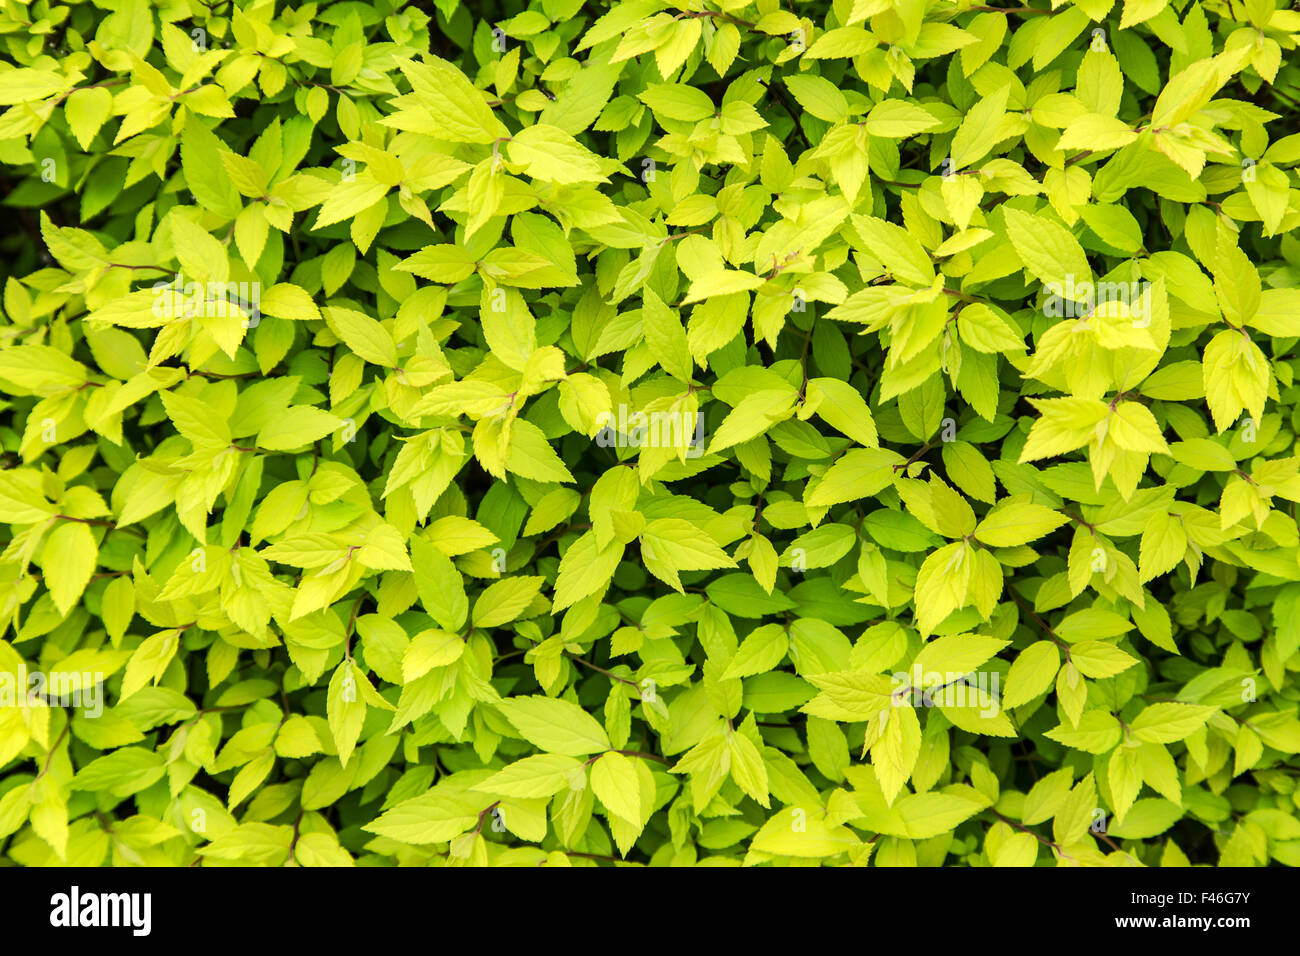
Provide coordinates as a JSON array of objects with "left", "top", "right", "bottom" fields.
[
  {"left": 591, "top": 751, "right": 643, "bottom": 824},
  {"left": 1002, "top": 641, "right": 1061, "bottom": 709},
  {"left": 722, "top": 624, "right": 788, "bottom": 680},
  {"left": 496, "top": 695, "right": 613, "bottom": 756},
  {"left": 70, "top": 748, "right": 166, "bottom": 798},
  {"left": 783, "top": 75, "right": 849, "bottom": 123},
  {"left": 640, "top": 518, "right": 737, "bottom": 591},
  {"left": 327, "top": 661, "right": 367, "bottom": 765},
  {"left": 750, "top": 806, "right": 860, "bottom": 859},
  {"left": 472, "top": 576, "right": 545, "bottom": 628},
  {"left": 399, "top": 56, "right": 508, "bottom": 143},
  {"left": 364, "top": 788, "right": 492, "bottom": 844},
  {"left": 806, "top": 448, "right": 905, "bottom": 507},
  {"left": 323, "top": 307, "right": 397, "bottom": 367},
  {"left": 951, "top": 84, "right": 1009, "bottom": 170},
  {"left": 974, "top": 499, "right": 1070, "bottom": 547},
  {"left": 473, "top": 755, "right": 584, "bottom": 798},
  {"left": 42, "top": 521, "right": 97, "bottom": 617},
  {"left": 1130, "top": 703, "right": 1218, "bottom": 744},
  {"left": 508, "top": 124, "right": 611, "bottom": 184},
  {"left": 1002, "top": 206, "right": 1092, "bottom": 289}
]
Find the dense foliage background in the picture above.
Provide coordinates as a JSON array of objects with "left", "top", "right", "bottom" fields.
[{"left": 1, "top": 0, "right": 1300, "bottom": 867}]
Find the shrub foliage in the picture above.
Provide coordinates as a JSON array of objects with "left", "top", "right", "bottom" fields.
[{"left": 2, "top": 0, "right": 1300, "bottom": 867}]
